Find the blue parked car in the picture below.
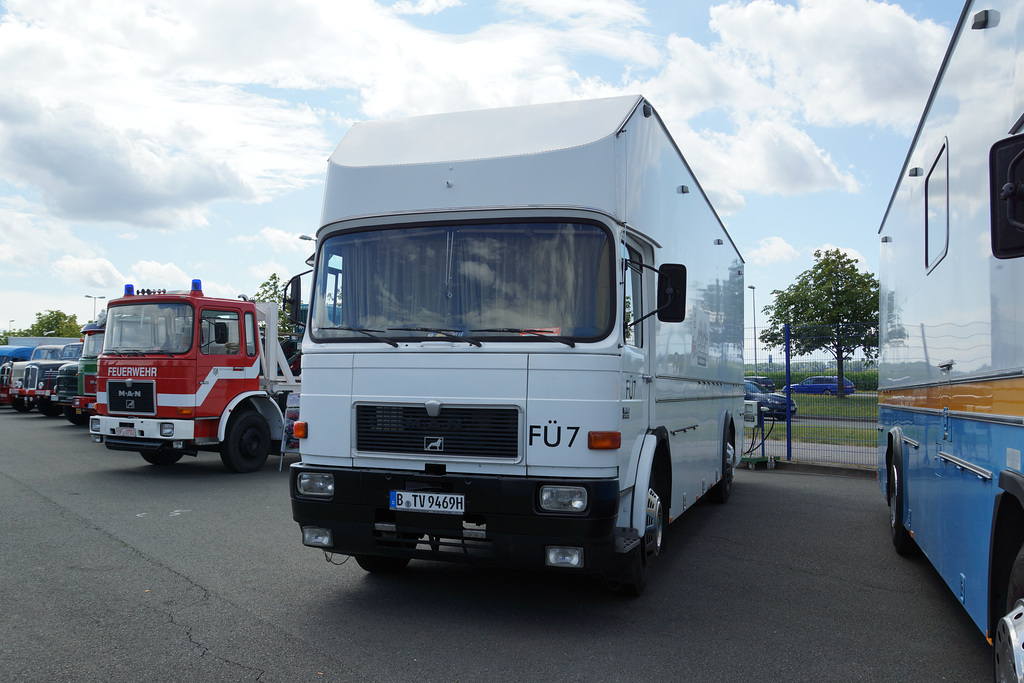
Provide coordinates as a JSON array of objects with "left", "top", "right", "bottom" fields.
[
  {"left": 744, "top": 381, "right": 797, "bottom": 420},
  {"left": 786, "top": 376, "right": 855, "bottom": 395}
]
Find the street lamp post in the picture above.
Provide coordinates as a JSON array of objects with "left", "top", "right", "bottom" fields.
[
  {"left": 748, "top": 285, "right": 757, "bottom": 376},
  {"left": 85, "top": 295, "right": 106, "bottom": 321}
]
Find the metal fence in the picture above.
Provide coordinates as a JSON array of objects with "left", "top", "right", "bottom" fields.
[{"left": 743, "top": 323, "right": 878, "bottom": 469}]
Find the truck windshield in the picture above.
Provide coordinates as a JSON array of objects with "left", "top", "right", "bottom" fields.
[
  {"left": 82, "top": 332, "right": 104, "bottom": 358},
  {"left": 310, "top": 221, "right": 613, "bottom": 342},
  {"left": 104, "top": 303, "right": 194, "bottom": 354}
]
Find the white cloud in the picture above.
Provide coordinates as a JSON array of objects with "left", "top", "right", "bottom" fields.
[
  {"left": 129, "top": 260, "right": 189, "bottom": 288},
  {"left": 707, "top": 0, "right": 949, "bottom": 132},
  {"left": 52, "top": 256, "right": 126, "bottom": 289},
  {"left": 748, "top": 237, "right": 801, "bottom": 266},
  {"left": 392, "top": 0, "right": 463, "bottom": 15},
  {"left": 232, "top": 226, "right": 309, "bottom": 253}
]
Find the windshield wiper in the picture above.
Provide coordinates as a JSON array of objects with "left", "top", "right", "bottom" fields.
[
  {"left": 388, "top": 327, "right": 482, "bottom": 347},
  {"left": 112, "top": 349, "right": 146, "bottom": 357},
  {"left": 320, "top": 326, "right": 399, "bottom": 347},
  {"left": 470, "top": 328, "right": 575, "bottom": 348}
]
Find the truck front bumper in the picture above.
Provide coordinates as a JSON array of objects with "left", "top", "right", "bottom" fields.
[
  {"left": 90, "top": 416, "right": 198, "bottom": 455},
  {"left": 290, "top": 464, "right": 625, "bottom": 573}
]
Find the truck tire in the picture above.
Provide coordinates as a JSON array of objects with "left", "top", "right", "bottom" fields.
[
  {"left": 607, "top": 473, "right": 665, "bottom": 597},
  {"left": 709, "top": 421, "right": 735, "bottom": 504},
  {"left": 11, "top": 397, "right": 30, "bottom": 413},
  {"left": 141, "top": 451, "right": 184, "bottom": 466},
  {"left": 220, "top": 411, "right": 271, "bottom": 473},
  {"left": 995, "top": 544, "right": 1024, "bottom": 681},
  {"left": 355, "top": 555, "right": 411, "bottom": 574},
  {"left": 37, "top": 398, "right": 63, "bottom": 417},
  {"left": 889, "top": 456, "right": 916, "bottom": 555},
  {"left": 64, "top": 406, "right": 89, "bottom": 426}
]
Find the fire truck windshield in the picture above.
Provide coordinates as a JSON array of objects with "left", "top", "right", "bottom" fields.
[
  {"left": 104, "top": 303, "right": 194, "bottom": 355},
  {"left": 310, "top": 221, "right": 614, "bottom": 343}
]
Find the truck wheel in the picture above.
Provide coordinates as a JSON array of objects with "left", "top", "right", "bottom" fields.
[
  {"left": 355, "top": 555, "right": 411, "bottom": 574},
  {"left": 141, "top": 451, "right": 184, "bottom": 466},
  {"left": 709, "top": 422, "right": 736, "bottom": 504},
  {"left": 38, "top": 399, "right": 63, "bottom": 417},
  {"left": 995, "top": 544, "right": 1024, "bottom": 681},
  {"left": 64, "top": 406, "right": 89, "bottom": 426},
  {"left": 889, "top": 456, "right": 916, "bottom": 555},
  {"left": 608, "top": 476, "right": 664, "bottom": 597},
  {"left": 11, "top": 398, "right": 30, "bottom": 413},
  {"left": 220, "top": 411, "right": 271, "bottom": 473}
]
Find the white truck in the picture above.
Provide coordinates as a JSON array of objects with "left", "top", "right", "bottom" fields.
[{"left": 287, "top": 95, "right": 744, "bottom": 594}]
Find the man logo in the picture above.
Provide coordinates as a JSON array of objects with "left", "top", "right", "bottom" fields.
[
  {"left": 127, "top": 399, "right": 135, "bottom": 410},
  {"left": 424, "top": 437, "right": 443, "bottom": 452}
]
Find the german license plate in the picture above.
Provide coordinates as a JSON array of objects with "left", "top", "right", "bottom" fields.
[
  {"left": 115, "top": 426, "right": 137, "bottom": 437},
  {"left": 390, "top": 490, "right": 464, "bottom": 515}
]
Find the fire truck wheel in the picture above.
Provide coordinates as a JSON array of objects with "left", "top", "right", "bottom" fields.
[
  {"left": 141, "top": 451, "right": 184, "bottom": 466},
  {"left": 37, "top": 399, "right": 63, "bottom": 417},
  {"left": 11, "top": 397, "right": 30, "bottom": 413},
  {"left": 64, "top": 406, "right": 89, "bottom": 426},
  {"left": 221, "top": 411, "right": 271, "bottom": 473},
  {"left": 355, "top": 555, "right": 411, "bottom": 574}
]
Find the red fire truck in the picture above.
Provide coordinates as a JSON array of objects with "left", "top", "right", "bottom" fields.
[{"left": 89, "top": 279, "right": 300, "bottom": 472}]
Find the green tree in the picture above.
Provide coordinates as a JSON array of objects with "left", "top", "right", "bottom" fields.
[
  {"left": 25, "top": 310, "right": 83, "bottom": 339},
  {"left": 252, "top": 273, "right": 293, "bottom": 335},
  {"left": 758, "top": 249, "right": 879, "bottom": 395}
]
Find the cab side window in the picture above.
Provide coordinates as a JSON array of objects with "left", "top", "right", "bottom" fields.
[
  {"left": 200, "top": 310, "right": 240, "bottom": 355},
  {"left": 623, "top": 243, "right": 643, "bottom": 347}
]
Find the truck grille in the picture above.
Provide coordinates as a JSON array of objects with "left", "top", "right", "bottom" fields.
[
  {"left": 107, "top": 380, "right": 156, "bottom": 415},
  {"left": 356, "top": 405, "right": 520, "bottom": 458}
]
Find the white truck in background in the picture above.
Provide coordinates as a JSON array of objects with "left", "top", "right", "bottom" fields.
[{"left": 287, "top": 95, "right": 744, "bottom": 594}]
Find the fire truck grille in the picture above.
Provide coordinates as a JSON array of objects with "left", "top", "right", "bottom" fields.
[
  {"left": 356, "top": 405, "right": 520, "bottom": 458},
  {"left": 23, "top": 367, "right": 37, "bottom": 388},
  {"left": 107, "top": 380, "right": 157, "bottom": 415}
]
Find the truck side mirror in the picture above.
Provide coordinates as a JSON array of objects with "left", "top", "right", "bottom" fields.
[
  {"left": 657, "top": 263, "right": 687, "bottom": 322},
  {"left": 284, "top": 275, "right": 303, "bottom": 326},
  {"left": 214, "top": 322, "right": 229, "bottom": 345},
  {"left": 991, "top": 133, "right": 1024, "bottom": 258}
]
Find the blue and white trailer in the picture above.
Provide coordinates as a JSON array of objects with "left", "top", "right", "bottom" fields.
[
  {"left": 878, "top": 1, "right": 1024, "bottom": 678},
  {"left": 287, "top": 95, "right": 744, "bottom": 595}
]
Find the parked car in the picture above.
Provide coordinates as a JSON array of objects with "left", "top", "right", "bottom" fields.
[
  {"left": 744, "top": 380, "right": 797, "bottom": 420},
  {"left": 786, "top": 376, "right": 855, "bottom": 395},
  {"left": 746, "top": 376, "right": 776, "bottom": 392}
]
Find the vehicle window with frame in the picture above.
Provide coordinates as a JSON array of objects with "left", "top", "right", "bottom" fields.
[
  {"left": 200, "top": 310, "right": 240, "bottom": 355},
  {"left": 926, "top": 141, "right": 949, "bottom": 272},
  {"left": 623, "top": 243, "right": 643, "bottom": 347},
  {"left": 245, "top": 312, "right": 257, "bottom": 357}
]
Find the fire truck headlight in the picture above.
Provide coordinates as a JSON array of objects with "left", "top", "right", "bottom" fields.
[
  {"left": 89, "top": 417, "right": 101, "bottom": 432},
  {"left": 160, "top": 423, "right": 174, "bottom": 437},
  {"left": 540, "top": 485, "right": 588, "bottom": 513},
  {"left": 297, "top": 473, "right": 335, "bottom": 498}
]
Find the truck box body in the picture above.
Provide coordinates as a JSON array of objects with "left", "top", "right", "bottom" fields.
[{"left": 291, "top": 96, "right": 743, "bottom": 589}]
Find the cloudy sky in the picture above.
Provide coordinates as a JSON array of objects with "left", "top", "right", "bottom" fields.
[{"left": 0, "top": 0, "right": 964, "bottom": 335}]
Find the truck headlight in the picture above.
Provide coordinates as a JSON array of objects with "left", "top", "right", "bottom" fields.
[
  {"left": 90, "top": 417, "right": 100, "bottom": 432},
  {"left": 160, "top": 423, "right": 174, "bottom": 437},
  {"left": 297, "top": 472, "right": 335, "bottom": 497},
  {"left": 540, "top": 485, "right": 588, "bottom": 512}
]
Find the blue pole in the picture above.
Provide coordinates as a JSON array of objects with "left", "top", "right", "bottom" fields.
[{"left": 785, "top": 323, "right": 792, "bottom": 461}]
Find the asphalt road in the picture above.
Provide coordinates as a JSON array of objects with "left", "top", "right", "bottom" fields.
[{"left": 0, "top": 409, "right": 992, "bottom": 682}]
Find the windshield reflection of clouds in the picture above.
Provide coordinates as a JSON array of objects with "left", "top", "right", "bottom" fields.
[{"left": 312, "top": 222, "right": 613, "bottom": 342}]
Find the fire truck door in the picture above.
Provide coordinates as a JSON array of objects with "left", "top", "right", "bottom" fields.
[{"left": 196, "top": 308, "right": 247, "bottom": 418}]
